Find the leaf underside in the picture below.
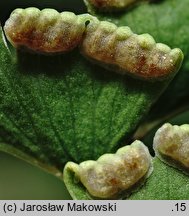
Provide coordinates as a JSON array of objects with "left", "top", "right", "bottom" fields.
[
  {"left": 64, "top": 157, "right": 189, "bottom": 200},
  {"left": 130, "top": 158, "right": 189, "bottom": 200},
  {"left": 90, "top": 0, "right": 189, "bottom": 119},
  {"left": 0, "top": 0, "right": 188, "bottom": 200},
  {"left": 0, "top": 26, "right": 171, "bottom": 172}
]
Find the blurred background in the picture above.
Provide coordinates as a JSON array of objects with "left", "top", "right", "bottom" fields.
[
  {"left": 0, "top": 0, "right": 86, "bottom": 24},
  {"left": 0, "top": 152, "right": 71, "bottom": 199}
]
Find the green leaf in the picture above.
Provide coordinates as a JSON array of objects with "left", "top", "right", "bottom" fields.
[
  {"left": 87, "top": 0, "right": 189, "bottom": 119},
  {"left": 130, "top": 158, "right": 189, "bottom": 200},
  {"left": 63, "top": 164, "right": 91, "bottom": 200},
  {"left": 63, "top": 157, "right": 189, "bottom": 200},
  {"left": 0, "top": 21, "right": 175, "bottom": 174}
]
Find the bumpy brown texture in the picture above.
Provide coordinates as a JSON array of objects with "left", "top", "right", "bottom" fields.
[
  {"left": 65, "top": 141, "right": 153, "bottom": 199},
  {"left": 4, "top": 8, "right": 87, "bottom": 54},
  {"left": 81, "top": 20, "right": 183, "bottom": 80},
  {"left": 153, "top": 123, "right": 189, "bottom": 174},
  {"left": 4, "top": 7, "right": 183, "bottom": 80}
]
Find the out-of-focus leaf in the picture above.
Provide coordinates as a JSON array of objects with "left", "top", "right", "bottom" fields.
[
  {"left": 64, "top": 157, "right": 189, "bottom": 200},
  {"left": 0, "top": 151, "right": 71, "bottom": 199},
  {"left": 87, "top": 0, "right": 189, "bottom": 119},
  {"left": 0, "top": 21, "right": 174, "bottom": 174}
]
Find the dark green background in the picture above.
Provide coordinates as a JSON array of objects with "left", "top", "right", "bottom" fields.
[{"left": 0, "top": 152, "right": 71, "bottom": 199}]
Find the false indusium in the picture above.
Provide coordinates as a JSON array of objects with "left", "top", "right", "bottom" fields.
[
  {"left": 63, "top": 140, "right": 153, "bottom": 199},
  {"left": 153, "top": 123, "right": 189, "bottom": 175},
  {"left": 4, "top": 7, "right": 183, "bottom": 80}
]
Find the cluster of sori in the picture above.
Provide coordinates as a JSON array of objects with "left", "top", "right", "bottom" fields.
[
  {"left": 4, "top": 7, "right": 183, "bottom": 81},
  {"left": 64, "top": 141, "right": 153, "bottom": 199},
  {"left": 64, "top": 123, "right": 189, "bottom": 199},
  {"left": 3, "top": 6, "right": 187, "bottom": 200},
  {"left": 153, "top": 123, "right": 189, "bottom": 175}
]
